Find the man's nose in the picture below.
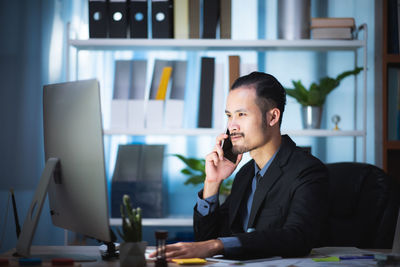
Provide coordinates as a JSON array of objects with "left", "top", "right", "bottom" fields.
[{"left": 228, "top": 121, "right": 239, "bottom": 132}]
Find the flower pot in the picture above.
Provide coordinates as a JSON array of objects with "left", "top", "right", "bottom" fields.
[
  {"left": 301, "top": 106, "right": 323, "bottom": 129},
  {"left": 120, "top": 241, "right": 147, "bottom": 267}
]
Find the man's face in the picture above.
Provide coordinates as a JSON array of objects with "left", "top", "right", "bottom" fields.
[{"left": 225, "top": 87, "right": 268, "bottom": 154}]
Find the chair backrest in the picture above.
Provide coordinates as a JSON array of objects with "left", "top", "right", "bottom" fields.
[{"left": 320, "top": 162, "right": 400, "bottom": 249}]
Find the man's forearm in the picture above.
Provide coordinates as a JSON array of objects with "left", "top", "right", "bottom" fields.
[
  {"left": 203, "top": 179, "right": 222, "bottom": 199},
  {"left": 206, "top": 239, "right": 224, "bottom": 256}
]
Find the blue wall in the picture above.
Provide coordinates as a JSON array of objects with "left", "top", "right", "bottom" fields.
[
  {"left": 0, "top": 0, "right": 81, "bottom": 253},
  {"left": 0, "top": 0, "right": 376, "bottom": 254}
]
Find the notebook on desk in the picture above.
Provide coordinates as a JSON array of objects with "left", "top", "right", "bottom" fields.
[{"left": 205, "top": 255, "right": 281, "bottom": 264}]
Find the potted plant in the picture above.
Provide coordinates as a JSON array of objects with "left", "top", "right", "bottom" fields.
[
  {"left": 172, "top": 154, "right": 233, "bottom": 199},
  {"left": 117, "top": 194, "right": 147, "bottom": 267},
  {"left": 285, "top": 67, "right": 363, "bottom": 129}
]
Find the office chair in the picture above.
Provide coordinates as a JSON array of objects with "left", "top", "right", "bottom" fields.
[{"left": 319, "top": 162, "right": 400, "bottom": 249}]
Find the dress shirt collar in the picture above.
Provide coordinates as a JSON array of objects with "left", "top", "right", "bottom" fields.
[{"left": 254, "top": 147, "right": 280, "bottom": 178}]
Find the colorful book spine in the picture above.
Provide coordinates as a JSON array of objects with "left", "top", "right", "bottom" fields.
[
  {"left": 189, "top": 0, "right": 200, "bottom": 38},
  {"left": 229, "top": 55, "right": 240, "bottom": 89},
  {"left": 156, "top": 66, "right": 173, "bottom": 100},
  {"left": 220, "top": 0, "right": 231, "bottom": 39},
  {"left": 173, "top": 0, "right": 189, "bottom": 39}
]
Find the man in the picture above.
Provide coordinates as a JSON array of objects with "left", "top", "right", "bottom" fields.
[{"left": 151, "top": 72, "right": 328, "bottom": 259}]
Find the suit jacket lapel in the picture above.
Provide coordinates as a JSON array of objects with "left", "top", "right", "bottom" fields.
[
  {"left": 229, "top": 162, "right": 254, "bottom": 229},
  {"left": 246, "top": 135, "right": 295, "bottom": 228},
  {"left": 247, "top": 161, "right": 282, "bottom": 228}
]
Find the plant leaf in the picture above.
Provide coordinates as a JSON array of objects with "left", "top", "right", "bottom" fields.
[
  {"left": 285, "top": 80, "right": 309, "bottom": 105},
  {"left": 292, "top": 80, "right": 308, "bottom": 98},
  {"left": 323, "top": 67, "right": 363, "bottom": 97},
  {"left": 308, "top": 83, "right": 322, "bottom": 106},
  {"left": 220, "top": 179, "right": 232, "bottom": 193},
  {"left": 181, "top": 168, "right": 194, "bottom": 175},
  {"left": 335, "top": 67, "right": 363, "bottom": 83},
  {"left": 171, "top": 154, "right": 205, "bottom": 172},
  {"left": 183, "top": 175, "right": 206, "bottom": 186},
  {"left": 318, "top": 77, "right": 338, "bottom": 97},
  {"left": 284, "top": 67, "right": 362, "bottom": 107},
  {"left": 285, "top": 88, "right": 309, "bottom": 106}
]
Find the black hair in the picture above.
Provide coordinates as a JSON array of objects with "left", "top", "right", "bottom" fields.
[{"left": 231, "top": 72, "right": 286, "bottom": 126}]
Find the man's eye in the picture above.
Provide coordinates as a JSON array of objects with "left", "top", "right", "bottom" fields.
[{"left": 238, "top": 112, "right": 245, "bottom": 116}]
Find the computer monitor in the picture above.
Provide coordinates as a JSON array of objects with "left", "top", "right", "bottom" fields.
[{"left": 16, "top": 79, "right": 111, "bottom": 257}]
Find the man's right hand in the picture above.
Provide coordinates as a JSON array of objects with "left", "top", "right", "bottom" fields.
[{"left": 203, "top": 133, "right": 242, "bottom": 199}]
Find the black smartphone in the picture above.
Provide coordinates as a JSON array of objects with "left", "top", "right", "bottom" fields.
[{"left": 222, "top": 129, "right": 238, "bottom": 163}]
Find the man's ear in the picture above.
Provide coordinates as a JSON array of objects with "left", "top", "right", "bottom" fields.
[{"left": 267, "top": 108, "right": 280, "bottom": 127}]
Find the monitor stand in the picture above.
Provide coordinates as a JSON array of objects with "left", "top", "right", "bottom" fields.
[
  {"left": 15, "top": 158, "right": 60, "bottom": 257},
  {"left": 14, "top": 158, "right": 113, "bottom": 262},
  {"left": 14, "top": 158, "right": 98, "bottom": 262}
]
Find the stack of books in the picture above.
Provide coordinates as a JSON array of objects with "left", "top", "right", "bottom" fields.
[{"left": 311, "top": 17, "right": 355, "bottom": 40}]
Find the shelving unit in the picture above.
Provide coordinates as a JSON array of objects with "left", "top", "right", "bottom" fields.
[
  {"left": 67, "top": 25, "right": 368, "bottom": 161},
  {"left": 381, "top": 0, "right": 400, "bottom": 180},
  {"left": 66, "top": 25, "right": 368, "bottom": 227}
]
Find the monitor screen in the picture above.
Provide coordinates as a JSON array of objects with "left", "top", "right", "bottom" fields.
[{"left": 16, "top": 79, "right": 111, "bottom": 256}]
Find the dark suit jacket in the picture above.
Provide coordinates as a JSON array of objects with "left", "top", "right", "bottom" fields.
[{"left": 193, "top": 135, "right": 328, "bottom": 259}]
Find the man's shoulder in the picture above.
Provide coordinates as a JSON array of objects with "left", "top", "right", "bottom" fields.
[
  {"left": 292, "top": 146, "right": 324, "bottom": 166},
  {"left": 280, "top": 135, "right": 325, "bottom": 169}
]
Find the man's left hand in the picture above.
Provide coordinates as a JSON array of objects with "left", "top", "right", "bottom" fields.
[{"left": 149, "top": 239, "right": 224, "bottom": 260}]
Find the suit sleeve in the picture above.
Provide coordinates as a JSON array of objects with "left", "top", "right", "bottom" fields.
[{"left": 193, "top": 190, "right": 231, "bottom": 241}]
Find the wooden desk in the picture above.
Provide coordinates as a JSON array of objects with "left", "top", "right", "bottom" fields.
[
  {"left": 1, "top": 246, "right": 392, "bottom": 266},
  {"left": 2, "top": 246, "right": 127, "bottom": 267}
]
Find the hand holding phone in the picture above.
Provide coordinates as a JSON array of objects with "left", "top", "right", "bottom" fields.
[{"left": 221, "top": 129, "right": 238, "bottom": 163}]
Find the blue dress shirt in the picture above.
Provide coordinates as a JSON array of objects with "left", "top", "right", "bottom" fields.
[{"left": 196, "top": 150, "right": 278, "bottom": 254}]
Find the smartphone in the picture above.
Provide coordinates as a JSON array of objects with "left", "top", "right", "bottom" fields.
[{"left": 221, "top": 129, "right": 238, "bottom": 163}]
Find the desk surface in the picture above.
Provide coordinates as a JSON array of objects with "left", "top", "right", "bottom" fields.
[
  {"left": 2, "top": 246, "right": 119, "bottom": 267},
  {"left": 1, "top": 246, "right": 392, "bottom": 267}
]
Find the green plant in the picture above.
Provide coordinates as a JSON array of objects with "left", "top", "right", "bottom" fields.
[
  {"left": 285, "top": 67, "right": 363, "bottom": 107},
  {"left": 172, "top": 154, "right": 233, "bottom": 195},
  {"left": 117, "top": 194, "right": 142, "bottom": 242}
]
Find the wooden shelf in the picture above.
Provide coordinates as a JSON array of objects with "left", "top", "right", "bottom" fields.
[
  {"left": 70, "top": 38, "right": 365, "bottom": 52},
  {"left": 384, "top": 54, "right": 400, "bottom": 64},
  {"left": 385, "top": 141, "right": 400, "bottom": 150}
]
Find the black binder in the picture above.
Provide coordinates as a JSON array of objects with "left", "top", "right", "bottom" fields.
[
  {"left": 129, "top": 0, "right": 148, "bottom": 38},
  {"left": 109, "top": 0, "right": 128, "bottom": 38},
  {"left": 152, "top": 0, "right": 173, "bottom": 38},
  {"left": 198, "top": 57, "right": 215, "bottom": 128},
  {"left": 89, "top": 0, "right": 108, "bottom": 38},
  {"left": 388, "top": 0, "right": 399, "bottom": 53},
  {"left": 202, "top": 0, "right": 220, "bottom": 38}
]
